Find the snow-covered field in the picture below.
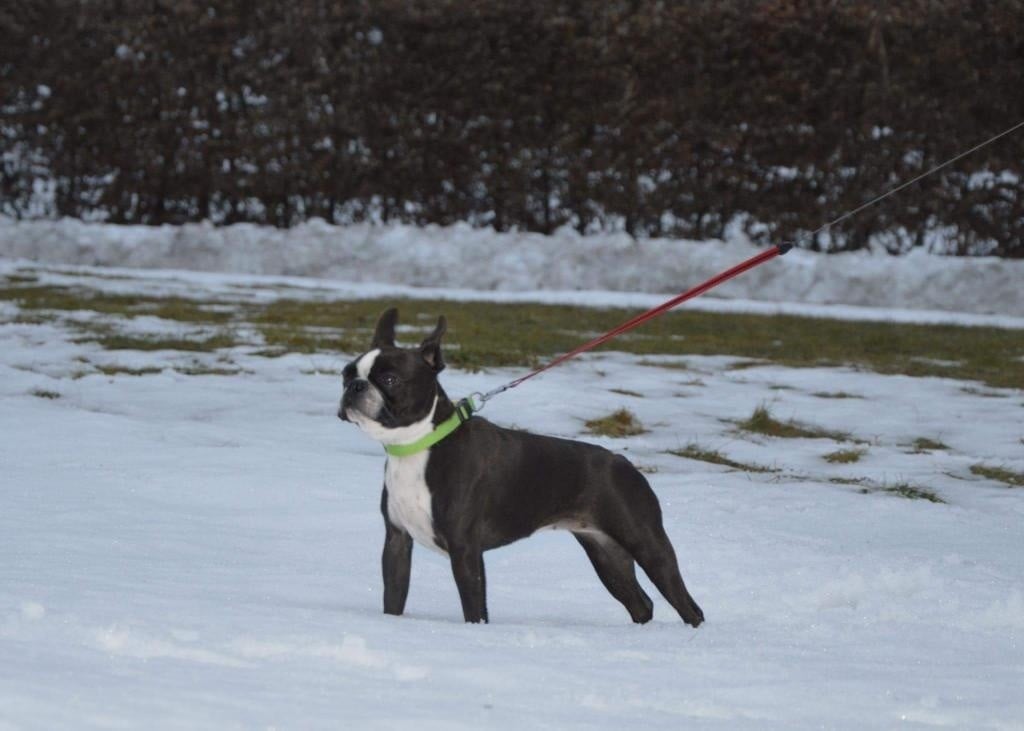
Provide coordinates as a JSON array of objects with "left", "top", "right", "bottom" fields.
[
  {"left": 2, "top": 263, "right": 1023, "bottom": 729},
  {"left": 3, "top": 218, "right": 1023, "bottom": 316}
]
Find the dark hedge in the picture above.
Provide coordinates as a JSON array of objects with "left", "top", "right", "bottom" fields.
[{"left": 2, "top": 0, "right": 1023, "bottom": 255}]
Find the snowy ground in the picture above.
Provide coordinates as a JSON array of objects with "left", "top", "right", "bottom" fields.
[
  {"left": 2, "top": 266, "right": 1023, "bottom": 729},
  {"left": 2, "top": 218, "right": 1023, "bottom": 316}
]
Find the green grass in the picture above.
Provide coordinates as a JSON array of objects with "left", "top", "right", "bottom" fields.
[
  {"left": 911, "top": 437, "right": 950, "bottom": 453},
  {"left": 726, "top": 360, "right": 768, "bottom": 371},
  {"left": 637, "top": 359, "right": 692, "bottom": 371},
  {"left": 830, "top": 476, "right": 945, "bottom": 503},
  {"left": 94, "top": 364, "right": 164, "bottom": 376},
  {"left": 4, "top": 313, "right": 53, "bottom": 325},
  {"left": 88, "top": 333, "right": 238, "bottom": 352},
  {"left": 0, "top": 285, "right": 232, "bottom": 324},
  {"left": 667, "top": 443, "right": 778, "bottom": 473},
  {"left": 30, "top": 388, "right": 61, "bottom": 399},
  {"left": 870, "top": 482, "right": 946, "bottom": 504},
  {"left": 960, "top": 386, "right": 1006, "bottom": 398},
  {"left": 970, "top": 464, "right": 1024, "bottom": 487},
  {"left": 824, "top": 447, "right": 867, "bottom": 464},
  {"left": 3, "top": 285, "right": 1023, "bottom": 388},
  {"left": 829, "top": 476, "right": 869, "bottom": 486},
  {"left": 584, "top": 408, "right": 648, "bottom": 438},
  {"left": 738, "top": 404, "right": 852, "bottom": 442}
]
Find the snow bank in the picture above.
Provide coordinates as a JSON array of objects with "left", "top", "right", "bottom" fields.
[{"left": 1, "top": 217, "right": 1022, "bottom": 316}]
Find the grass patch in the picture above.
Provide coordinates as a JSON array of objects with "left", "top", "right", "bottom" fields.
[
  {"left": 812, "top": 391, "right": 863, "bottom": 399},
  {"left": 970, "top": 464, "right": 1024, "bottom": 487},
  {"left": 667, "top": 443, "right": 778, "bottom": 473},
  {"left": 824, "top": 447, "right": 867, "bottom": 464},
  {"left": 256, "top": 324, "right": 365, "bottom": 359},
  {"left": 829, "top": 476, "right": 869, "bottom": 486},
  {"left": 30, "top": 388, "right": 61, "bottom": 399},
  {"left": 249, "top": 347, "right": 289, "bottom": 358},
  {"left": 960, "top": 386, "right": 1006, "bottom": 398},
  {"left": 173, "top": 363, "right": 247, "bottom": 376},
  {"left": 5, "top": 313, "right": 54, "bottom": 326},
  {"left": 95, "top": 364, "right": 164, "bottom": 376},
  {"left": 726, "top": 360, "right": 768, "bottom": 371},
  {"left": 831, "top": 476, "right": 944, "bottom": 502},
  {"left": 0, "top": 285, "right": 232, "bottom": 324},
  {"left": 88, "top": 333, "right": 237, "bottom": 352},
  {"left": 250, "top": 299, "right": 548, "bottom": 371},
  {"left": 637, "top": 359, "right": 691, "bottom": 371},
  {"left": 739, "top": 404, "right": 852, "bottom": 441},
  {"left": 608, "top": 388, "right": 643, "bottom": 398},
  {"left": 4, "top": 285, "right": 1023, "bottom": 388},
  {"left": 4, "top": 273, "right": 39, "bottom": 284},
  {"left": 910, "top": 437, "right": 949, "bottom": 453},
  {"left": 584, "top": 408, "right": 648, "bottom": 438},
  {"left": 868, "top": 482, "right": 946, "bottom": 504}
]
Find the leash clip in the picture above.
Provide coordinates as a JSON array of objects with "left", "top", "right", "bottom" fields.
[{"left": 466, "top": 392, "right": 486, "bottom": 414}]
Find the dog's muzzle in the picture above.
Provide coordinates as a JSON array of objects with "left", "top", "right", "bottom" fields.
[{"left": 338, "top": 379, "right": 370, "bottom": 421}]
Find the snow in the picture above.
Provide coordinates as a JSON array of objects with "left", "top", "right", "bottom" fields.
[
  {"left": 2, "top": 267, "right": 1023, "bottom": 729},
  {"left": 2, "top": 217, "right": 1023, "bottom": 317},
  {"left": 4, "top": 258, "right": 1024, "bottom": 331}
]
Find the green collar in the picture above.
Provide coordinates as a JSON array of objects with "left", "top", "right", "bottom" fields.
[{"left": 384, "top": 398, "right": 475, "bottom": 458}]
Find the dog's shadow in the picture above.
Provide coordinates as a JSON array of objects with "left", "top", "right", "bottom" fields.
[{"left": 280, "top": 596, "right": 666, "bottom": 630}]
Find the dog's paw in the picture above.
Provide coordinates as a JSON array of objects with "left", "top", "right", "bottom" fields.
[{"left": 684, "top": 601, "right": 705, "bottom": 628}]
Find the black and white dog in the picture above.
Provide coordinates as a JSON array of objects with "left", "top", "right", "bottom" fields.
[{"left": 338, "top": 307, "right": 704, "bottom": 626}]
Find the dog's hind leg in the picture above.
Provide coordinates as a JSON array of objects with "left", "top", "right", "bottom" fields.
[
  {"left": 623, "top": 523, "right": 704, "bottom": 627},
  {"left": 574, "top": 532, "right": 654, "bottom": 624},
  {"left": 604, "top": 460, "right": 705, "bottom": 627}
]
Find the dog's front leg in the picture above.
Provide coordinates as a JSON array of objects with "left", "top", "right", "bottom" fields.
[
  {"left": 449, "top": 544, "right": 488, "bottom": 623},
  {"left": 381, "top": 489, "right": 413, "bottom": 616},
  {"left": 382, "top": 522, "right": 413, "bottom": 615}
]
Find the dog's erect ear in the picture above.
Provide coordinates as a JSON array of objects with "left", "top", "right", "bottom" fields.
[
  {"left": 419, "top": 315, "right": 446, "bottom": 372},
  {"left": 371, "top": 307, "right": 399, "bottom": 348}
]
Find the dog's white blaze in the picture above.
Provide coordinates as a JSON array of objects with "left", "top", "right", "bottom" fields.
[{"left": 356, "top": 348, "right": 380, "bottom": 379}]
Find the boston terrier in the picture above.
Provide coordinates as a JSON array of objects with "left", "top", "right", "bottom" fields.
[{"left": 338, "top": 307, "right": 704, "bottom": 626}]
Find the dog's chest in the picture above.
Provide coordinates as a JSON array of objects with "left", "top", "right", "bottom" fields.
[{"left": 385, "top": 452, "right": 444, "bottom": 554}]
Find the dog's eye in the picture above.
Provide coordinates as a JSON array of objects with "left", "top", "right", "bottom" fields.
[{"left": 379, "top": 372, "right": 399, "bottom": 388}]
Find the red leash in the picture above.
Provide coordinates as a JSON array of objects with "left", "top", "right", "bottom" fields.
[
  {"left": 467, "top": 117, "right": 1024, "bottom": 408},
  {"left": 473, "top": 243, "right": 791, "bottom": 406}
]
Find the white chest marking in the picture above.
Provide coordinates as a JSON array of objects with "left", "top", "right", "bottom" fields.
[{"left": 385, "top": 451, "right": 445, "bottom": 554}]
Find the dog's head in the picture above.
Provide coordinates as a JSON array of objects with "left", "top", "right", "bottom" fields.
[{"left": 338, "top": 307, "right": 447, "bottom": 444}]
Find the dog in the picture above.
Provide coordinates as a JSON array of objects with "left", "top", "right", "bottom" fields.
[{"left": 338, "top": 307, "right": 704, "bottom": 626}]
